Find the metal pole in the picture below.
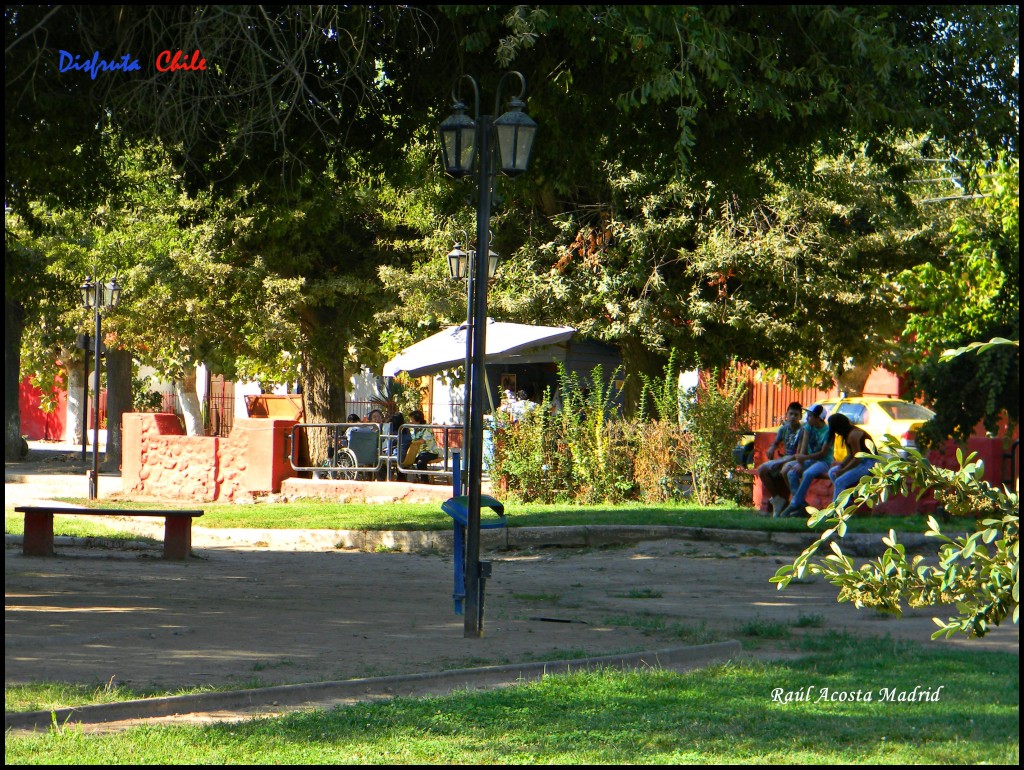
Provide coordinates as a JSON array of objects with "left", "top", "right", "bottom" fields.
[
  {"left": 463, "top": 254, "right": 473, "bottom": 496},
  {"left": 89, "top": 303, "right": 101, "bottom": 500},
  {"left": 464, "top": 114, "right": 493, "bottom": 638},
  {"left": 81, "top": 343, "right": 90, "bottom": 462}
]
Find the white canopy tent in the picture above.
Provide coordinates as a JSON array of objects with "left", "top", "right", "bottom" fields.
[{"left": 383, "top": 319, "right": 576, "bottom": 378}]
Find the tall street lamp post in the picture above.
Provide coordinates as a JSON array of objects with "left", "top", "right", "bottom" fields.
[
  {"left": 438, "top": 71, "right": 537, "bottom": 638},
  {"left": 80, "top": 275, "right": 121, "bottom": 500}
]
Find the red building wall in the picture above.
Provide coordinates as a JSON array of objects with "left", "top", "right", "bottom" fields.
[
  {"left": 733, "top": 364, "right": 901, "bottom": 431},
  {"left": 18, "top": 377, "right": 67, "bottom": 441}
]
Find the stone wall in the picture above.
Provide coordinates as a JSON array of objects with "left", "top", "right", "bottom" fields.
[{"left": 122, "top": 413, "right": 297, "bottom": 501}]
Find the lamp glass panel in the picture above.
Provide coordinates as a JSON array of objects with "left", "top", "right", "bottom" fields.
[
  {"left": 107, "top": 280, "right": 122, "bottom": 309},
  {"left": 448, "top": 247, "right": 469, "bottom": 280},
  {"left": 82, "top": 280, "right": 97, "bottom": 309},
  {"left": 514, "top": 125, "right": 537, "bottom": 171},
  {"left": 494, "top": 109, "right": 536, "bottom": 175},
  {"left": 439, "top": 112, "right": 477, "bottom": 176},
  {"left": 457, "top": 126, "right": 476, "bottom": 170}
]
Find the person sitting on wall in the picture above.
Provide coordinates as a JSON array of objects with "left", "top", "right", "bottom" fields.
[
  {"left": 825, "top": 413, "right": 878, "bottom": 507},
  {"left": 756, "top": 401, "right": 804, "bottom": 517},
  {"left": 779, "top": 404, "right": 834, "bottom": 518}
]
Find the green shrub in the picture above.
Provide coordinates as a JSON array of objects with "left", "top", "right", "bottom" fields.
[
  {"left": 632, "top": 418, "right": 687, "bottom": 502},
  {"left": 492, "top": 390, "right": 568, "bottom": 503},
  {"left": 554, "top": 364, "right": 634, "bottom": 504},
  {"left": 493, "top": 359, "right": 749, "bottom": 506},
  {"left": 678, "top": 367, "right": 748, "bottom": 506}
]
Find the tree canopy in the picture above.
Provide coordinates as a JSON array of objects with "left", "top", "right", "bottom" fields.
[
  {"left": 895, "top": 156, "right": 1019, "bottom": 442},
  {"left": 5, "top": 5, "right": 1020, "bottom": 457}
]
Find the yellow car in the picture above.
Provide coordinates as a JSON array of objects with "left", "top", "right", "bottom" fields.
[{"left": 809, "top": 396, "right": 936, "bottom": 458}]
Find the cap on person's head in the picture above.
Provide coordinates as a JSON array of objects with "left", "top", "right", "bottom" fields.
[{"left": 804, "top": 404, "right": 826, "bottom": 420}]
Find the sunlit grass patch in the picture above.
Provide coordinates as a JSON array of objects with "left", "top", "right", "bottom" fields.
[
  {"left": 5, "top": 635, "right": 1017, "bottom": 764},
  {"left": 3, "top": 513, "right": 157, "bottom": 543},
  {"left": 6, "top": 501, "right": 932, "bottom": 535}
]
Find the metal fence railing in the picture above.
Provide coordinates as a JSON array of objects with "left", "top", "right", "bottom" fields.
[{"left": 290, "top": 422, "right": 464, "bottom": 482}]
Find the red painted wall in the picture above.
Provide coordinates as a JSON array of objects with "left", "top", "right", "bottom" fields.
[
  {"left": 751, "top": 431, "right": 1013, "bottom": 515},
  {"left": 18, "top": 377, "right": 67, "bottom": 441}
]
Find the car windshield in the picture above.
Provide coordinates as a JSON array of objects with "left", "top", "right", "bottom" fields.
[{"left": 879, "top": 401, "right": 935, "bottom": 421}]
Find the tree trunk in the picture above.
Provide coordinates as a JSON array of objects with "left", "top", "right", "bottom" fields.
[
  {"left": 5, "top": 296, "right": 26, "bottom": 460},
  {"left": 300, "top": 353, "right": 332, "bottom": 468},
  {"left": 175, "top": 371, "right": 204, "bottom": 436},
  {"left": 65, "top": 351, "right": 86, "bottom": 446},
  {"left": 618, "top": 336, "right": 669, "bottom": 418},
  {"left": 331, "top": 361, "right": 347, "bottom": 422},
  {"left": 103, "top": 348, "right": 132, "bottom": 470},
  {"left": 837, "top": 361, "right": 873, "bottom": 396},
  {"left": 298, "top": 308, "right": 348, "bottom": 468}
]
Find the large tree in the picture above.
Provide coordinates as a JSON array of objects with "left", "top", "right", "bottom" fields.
[
  {"left": 5, "top": 5, "right": 452, "bottom": 456},
  {"left": 895, "top": 156, "right": 1019, "bottom": 443},
  {"left": 6, "top": 6, "right": 1019, "bottom": 456},
  {"left": 379, "top": 6, "right": 1019, "bottom": 410}
]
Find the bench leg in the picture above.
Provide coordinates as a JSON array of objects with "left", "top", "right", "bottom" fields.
[
  {"left": 23, "top": 512, "right": 55, "bottom": 556},
  {"left": 163, "top": 517, "right": 192, "bottom": 560}
]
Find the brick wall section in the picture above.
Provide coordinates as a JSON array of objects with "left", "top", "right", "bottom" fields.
[{"left": 122, "top": 413, "right": 297, "bottom": 501}]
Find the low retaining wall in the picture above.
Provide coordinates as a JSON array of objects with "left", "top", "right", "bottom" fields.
[
  {"left": 122, "top": 413, "right": 297, "bottom": 502},
  {"left": 751, "top": 432, "right": 1010, "bottom": 515}
]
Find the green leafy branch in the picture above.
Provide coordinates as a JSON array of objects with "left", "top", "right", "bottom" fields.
[
  {"left": 771, "top": 436, "right": 1019, "bottom": 639},
  {"left": 939, "top": 337, "right": 1019, "bottom": 363}
]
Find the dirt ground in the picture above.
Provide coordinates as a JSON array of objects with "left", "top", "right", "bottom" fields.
[
  {"left": 5, "top": 528, "right": 1017, "bottom": 695},
  {"left": 5, "top": 443, "right": 1018, "bottom": 707}
]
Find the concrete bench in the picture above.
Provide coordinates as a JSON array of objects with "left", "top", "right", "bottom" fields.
[{"left": 13, "top": 506, "right": 204, "bottom": 560}]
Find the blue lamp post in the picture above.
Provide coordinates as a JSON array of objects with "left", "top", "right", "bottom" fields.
[{"left": 438, "top": 72, "right": 537, "bottom": 638}]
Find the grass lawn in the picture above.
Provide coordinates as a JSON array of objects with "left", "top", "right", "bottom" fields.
[
  {"left": 6, "top": 499, "right": 932, "bottom": 536},
  {"left": 1, "top": 514, "right": 158, "bottom": 543},
  {"left": 4, "top": 633, "right": 1017, "bottom": 764}
]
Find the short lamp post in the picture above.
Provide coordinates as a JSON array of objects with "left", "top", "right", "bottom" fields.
[
  {"left": 80, "top": 275, "right": 121, "bottom": 500},
  {"left": 438, "top": 71, "right": 537, "bottom": 638}
]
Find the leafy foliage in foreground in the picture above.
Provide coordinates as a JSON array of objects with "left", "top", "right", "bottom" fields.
[
  {"left": 4, "top": 635, "right": 1018, "bottom": 764},
  {"left": 773, "top": 437, "right": 1019, "bottom": 639}
]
